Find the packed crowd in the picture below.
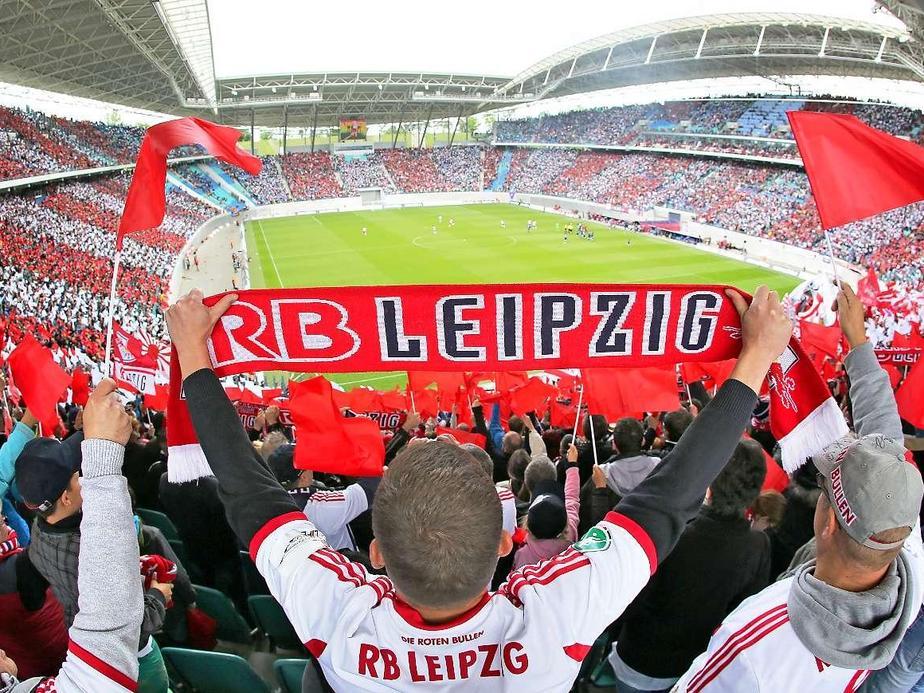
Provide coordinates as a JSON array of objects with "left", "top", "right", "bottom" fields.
[
  {"left": 1, "top": 281, "right": 923, "bottom": 692},
  {"left": 494, "top": 98, "right": 924, "bottom": 156}
]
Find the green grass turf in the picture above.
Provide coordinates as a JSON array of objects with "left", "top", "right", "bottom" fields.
[{"left": 245, "top": 203, "right": 799, "bottom": 390}]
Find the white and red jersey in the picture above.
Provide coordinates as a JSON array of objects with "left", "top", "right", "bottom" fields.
[
  {"left": 250, "top": 510, "right": 654, "bottom": 691},
  {"left": 676, "top": 528, "right": 924, "bottom": 692},
  {"left": 496, "top": 487, "right": 517, "bottom": 537},
  {"left": 291, "top": 484, "right": 368, "bottom": 551}
]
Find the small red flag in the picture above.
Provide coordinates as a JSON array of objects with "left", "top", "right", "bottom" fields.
[
  {"left": 70, "top": 368, "right": 91, "bottom": 407},
  {"left": 896, "top": 359, "right": 924, "bottom": 429},
  {"left": 550, "top": 400, "right": 577, "bottom": 429},
  {"left": 788, "top": 111, "right": 924, "bottom": 229},
  {"left": 407, "top": 388, "right": 439, "bottom": 419},
  {"left": 508, "top": 377, "right": 556, "bottom": 415},
  {"left": 799, "top": 321, "right": 842, "bottom": 362},
  {"left": 435, "top": 426, "right": 487, "bottom": 448},
  {"left": 119, "top": 117, "right": 261, "bottom": 246},
  {"left": 347, "top": 387, "right": 383, "bottom": 413},
  {"left": 380, "top": 388, "right": 407, "bottom": 412},
  {"left": 680, "top": 359, "right": 737, "bottom": 390},
  {"left": 7, "top": 335, "right": 70, "bottom": 433},
  {"left": 145, "top": 384, "right": 170, "bottom": 412},
  {"left": 288, "top": 377, "right": 384, "bottom": 477},
  {"left": 583, "top": 367, "right": 680, "bottom": 421},
  {"left": 856, "top": 267, "right": 882, "bottom": 309}
]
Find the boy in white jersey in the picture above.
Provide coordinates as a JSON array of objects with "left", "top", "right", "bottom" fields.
[
  {"left": 676, "top": 284, "right": 924, "bottom": 692},
  {"left": 165, "top": 286, "right": 792, "bottom": 691}
]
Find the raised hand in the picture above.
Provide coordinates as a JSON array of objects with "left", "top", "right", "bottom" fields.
[
  {"left": 83, "top": 378, "right": 132, "bottom": 446},
  {"left": 726, "top": 286, "right": 793, "bottom": 393},
  {"left": 835, "top": 282, "right": 868, "bottom": 349},
  {"left": 165, "top": 289, "right": 237, "bottom": 377}
]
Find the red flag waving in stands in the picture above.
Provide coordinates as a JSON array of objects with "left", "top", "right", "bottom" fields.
[
  {"left": 787, "top": 111, "right": 924, "bottom": 229},
  {"left": 508, "top": 377, "right": 557, "bottom": 415},
  {"left": 119, "top": 117, "right": 261, "bottom": 245},
  {"left": 856, "top": 267, "right": 882, "bottom": 309},
  {"left": 7, "top": 335, "right": 69, "bottom": 433},
  {"left": 583, "top": 367, "right": 680, "bottom": 421},
  {"left": 70, "top": 368, "right": 90, "bottom": 407},
  {"left": 288, "top": 377, "right": 384, "bottom": 477}
]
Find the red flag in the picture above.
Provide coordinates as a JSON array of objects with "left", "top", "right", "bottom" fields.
[
  {"left": 896, "top": 359, "right": 924, "bottom": 428},
  {"left": 406, "top": 371, "right": 465, "bottom": 394},
  {"left": 407, "top": 388, "right": 439, "bottom": 419},
  {"left": 788, "top": 111, "right": 924, "bottom": 229},
  {"left": 435, "top": 426, "right": 486, "bottom": 448},
  {"left": 119, "top": 118, "right": 261, "bottom": 246},
  {"left": 288, "top": 377, "right": 384, "bottom": 477},
  {"left": 7, "top": 335, "right": 70, "bottom": 433},
  {"left": 260, "top": 388, "right": 282, "bottom": 404},
  {"left": 550, "top": 399, "right": 577, "bottom": 428},
  {"left": 508, "top": 377, "right": 556, "bottom": 415},
  {"left": 799, "top": 321, "right": 841, "bottom": 360},
  {"left": 680, "top": 359, "right": 736, "bottom": 390},
  {"left": 380, "top": 388, "right": 407, "bottom": 412},
  {"left": 2, "top": 407, "right": 12, "bottom": 437},
  {"left": 145, "top": 384, "right": 170, "bottom": 412},
  {"left": 347, "top": 387, "right": 382, "bottom": 413},
  {"left": 856, "top": 267, "right": 882, "bottom": 309},
  {"left": 583, "top": 367, "right": 679, "bottom": 421},
  {"left": 223, "top": 386, "right": 244, "bottom": 402},
  {"left": 70, "top": 368, "right": 90, "bottom": 407},
  {"left": 495, "top": 371, "right": 529, "bottom": 394}
]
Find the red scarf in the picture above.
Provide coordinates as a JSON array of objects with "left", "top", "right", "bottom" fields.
[{"left": 166, "top": 284, "right": 847, "bottom": 481}]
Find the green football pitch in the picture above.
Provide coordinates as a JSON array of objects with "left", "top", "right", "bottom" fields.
[{"left": 245, "top": 203, "right": 799, "bottom": 390}]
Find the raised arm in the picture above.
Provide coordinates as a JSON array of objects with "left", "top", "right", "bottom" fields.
[
  {"left": 836, "top": 283, "right": 903, "bottom": 440},
  {"left": 166, "top": 291, "right": 300, "bottom": 548},
  {"left": 615, "top": 287, "right": 792, "bottom": 566},
  {"left": 56, "top": 380, "right": 143, "bottom": 693},
  {"left": 0, "top": 410, "right": 37, "bottom": 499}
]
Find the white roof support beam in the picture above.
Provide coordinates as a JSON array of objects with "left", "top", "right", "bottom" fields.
[
  {"left": 696, "top": 28, "right": 709, "bottom": 59},
  {"left": 645, "top": 35, "right": 659, "bottom": 64}
]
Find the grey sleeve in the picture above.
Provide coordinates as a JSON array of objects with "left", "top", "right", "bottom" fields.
[
  {"left": 56, "top": 439, "right": 143, "bottom": 690},
  {"left": 140, "top": 589, "right": 167, "bottom": 642},
  {"left": 844, "top": 342, "right": 903, "bottom": 440}
]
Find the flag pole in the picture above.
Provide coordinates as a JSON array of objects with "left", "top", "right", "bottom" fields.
[
  {"left": 103, "top": 249, "right": 122, "bottom": 376},
  {"left": 822, "top": 229, "right": 841, "bottom": 285},
  {"left": 571, "top": 385, "right": 584, "bottom": 441},
  {"left": 587, "top": 402, "right": 599, "bottom": 467}
]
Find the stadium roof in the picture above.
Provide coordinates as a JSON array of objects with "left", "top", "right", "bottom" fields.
[{"left": 0, "top": 6, "right": 922, "bottom": 126}]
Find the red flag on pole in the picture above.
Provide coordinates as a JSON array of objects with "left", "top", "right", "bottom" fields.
[
  {"left": 435, "top": 426, "right": 487, "bottom": 448},
  {"left": 7, "top": 335, "right": 70, "bottom": 433},
  {"left": 118, "top": 117, "right": 261, "bottom": 245},
  {"left": 508, "top": 377, "right": 557, "bottom": 415},
  {"left": 145, "top": 384, "right": 170, "bottom": 412},
  {"left": 787, "top": 111, "right": 924, "bottom": 229},
  {"left": 288, "top": 377, "right": 384, "bottom": 477},
  {"left": 582, "top": 367, "right": 680, "bottom": 421}
]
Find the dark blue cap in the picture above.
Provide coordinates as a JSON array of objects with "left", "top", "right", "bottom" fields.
[{"left": 15, "top": 433, "right": 84, "bottom": 512}]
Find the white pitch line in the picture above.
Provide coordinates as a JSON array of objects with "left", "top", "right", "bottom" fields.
[{"left": 257, "top": 219, "right": 284, "bottom": 287}]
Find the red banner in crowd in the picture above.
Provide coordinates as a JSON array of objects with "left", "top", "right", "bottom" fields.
[
  {"left": 234, "top": 401, "right": 293, "bottom": 430},
  {"left": 876, "top": 348, "right": 921, "bottom": 367},
  {"left": 200, "top": 284, "right": 744, "bottom": 374},
  {"left": 166, "top": 285, "right": 849, "bottom": 481}
]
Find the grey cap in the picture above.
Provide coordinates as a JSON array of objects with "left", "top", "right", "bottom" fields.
[{"left": 813, "top": 433, "right": 923, "bottom": 550}]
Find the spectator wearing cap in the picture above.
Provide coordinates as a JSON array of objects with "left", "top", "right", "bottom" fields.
[
  {"left": 267, "top": 441, "right": 379, "bottom": 552},
  {"left": 18, "top": 433, "right": 170, "bottom": 690},
  {"left": 609, "top": 438, "right": 769, "bottom": 691},
  {"left": 512, "top": 443, "right": 580, "bottom": 570},
  {"left": 676, "top": 285, "right": 924, "bottom": 692}
]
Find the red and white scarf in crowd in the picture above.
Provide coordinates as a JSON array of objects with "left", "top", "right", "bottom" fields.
[{"left": 166, "top": 284, "right": 848, "bottom": 481}]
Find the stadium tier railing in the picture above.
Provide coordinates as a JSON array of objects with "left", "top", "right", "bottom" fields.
[
  {"left": 0, "top": 155, "right": 215, "bottom": 193},
  {"left": 170, "top": 190, "right": 860, "bottom": 301},
  {"left": 491, "top": 140, "right": 802, "bottom": 167}
]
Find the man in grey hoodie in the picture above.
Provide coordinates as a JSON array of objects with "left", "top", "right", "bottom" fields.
[
  {"left": 0, "top": 378, "right": 143, "bottom": 692},
  {"left": 675, "top": 283, "right": 924, "bottom": 692}
]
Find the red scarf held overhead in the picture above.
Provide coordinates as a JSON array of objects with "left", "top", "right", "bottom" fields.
[
  {"left": 118, "top": 117, "right": 261, "bottom": 248},
  {"left": 166, "top": 284, "right": 848, "bottom": 482}
]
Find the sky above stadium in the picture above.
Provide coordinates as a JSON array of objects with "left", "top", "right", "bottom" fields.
[{"left": 208, "top": 0, "right": 903, "bottom": 77}]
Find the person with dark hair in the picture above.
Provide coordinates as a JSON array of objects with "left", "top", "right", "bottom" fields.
[
  {"left": 578, "top": 418, "right": 660, "bottom": 535},
  {"left": 609, "top": 439, "right": 770, "bottom": 691},
  {"left": 662, "top": 408, "right": 694, "bottom": 453},
  {"left": 506, "top": 449, "right": 531, "bottom": 503},
  {"left": 574, "top": 413, "right": 610, "bottom": 486},
  {"left": 164, "top": 284, "right": 790, "bottom": 690},
  {"left": 677, "top": 284, "right": 924, "bottom": 691},
  {"left": 764, "top": 460, "right": 822, "bottom": 578},
  {"left": 751, "top": 490, "right": 787, "bottom": 531}
]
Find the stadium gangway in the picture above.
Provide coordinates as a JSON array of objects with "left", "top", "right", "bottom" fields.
[
  {"left": 491, "top": 141, "right": 802, "bottom": 168},
  {"left": 0, "top": 155, "right": 215, "bottom": 194}
]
